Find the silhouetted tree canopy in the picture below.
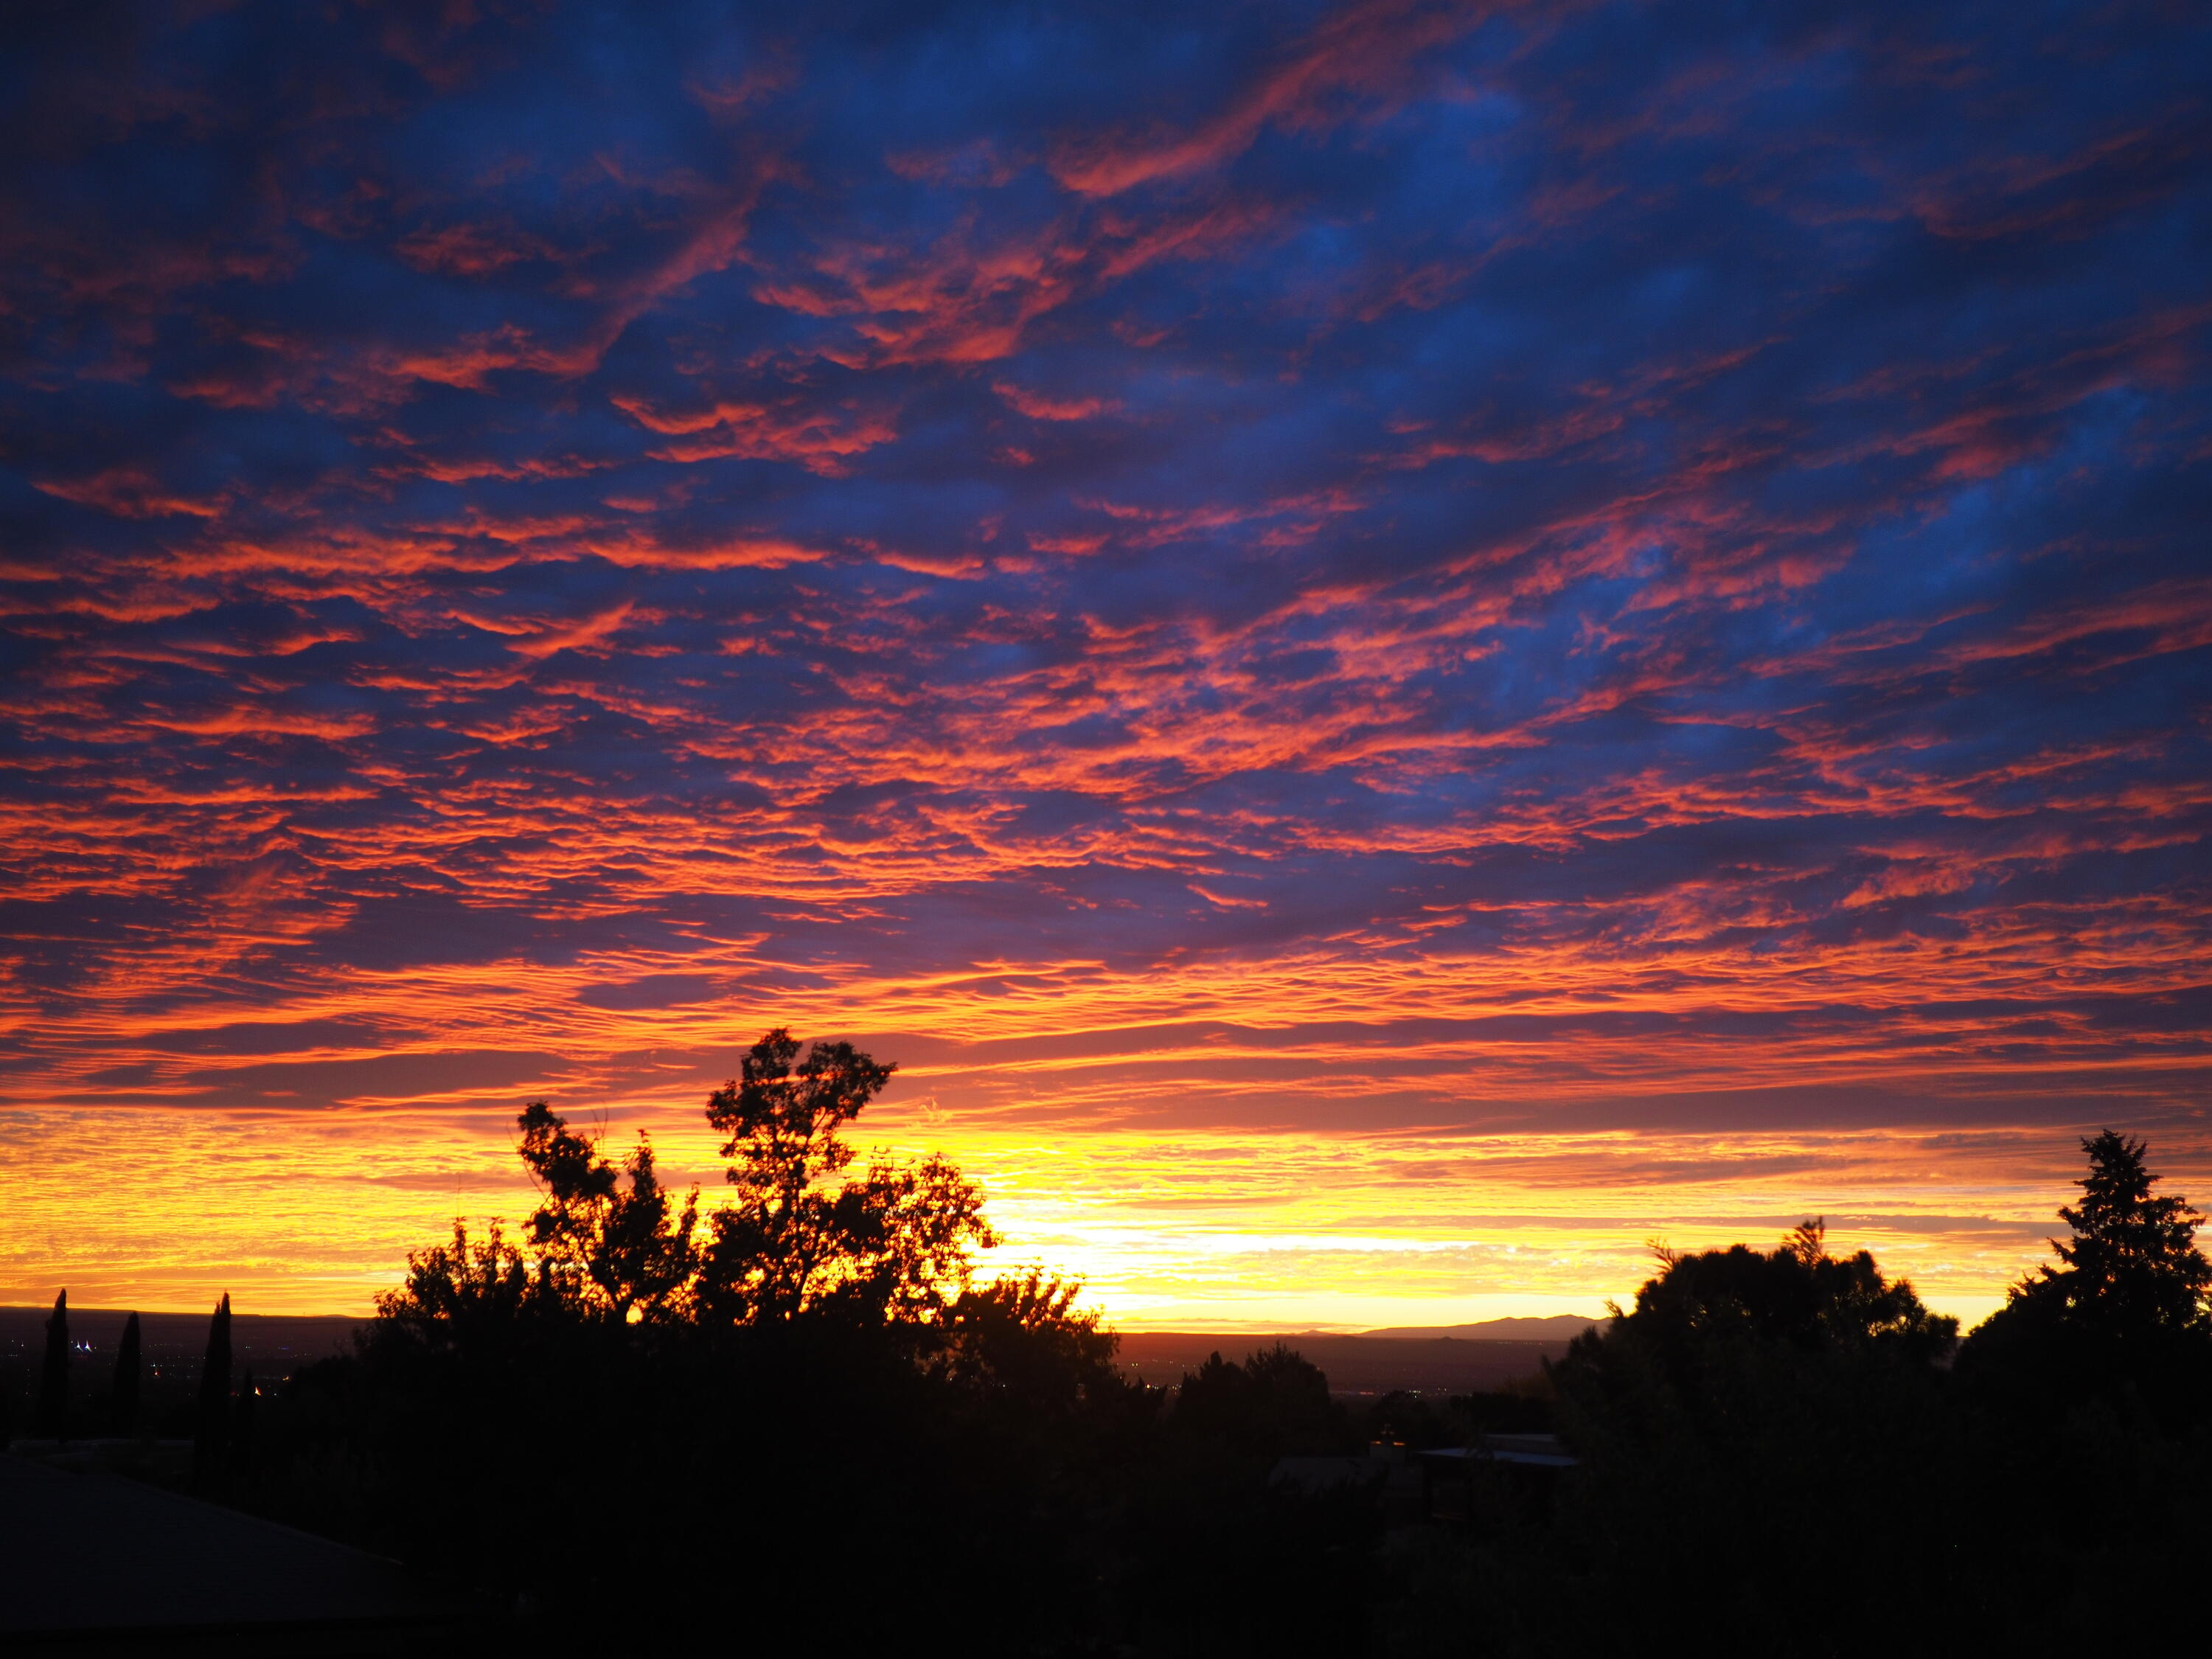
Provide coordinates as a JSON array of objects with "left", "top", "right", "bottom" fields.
[
  {"left": 1570, "top": 1217, "right": 1957, "bottom": 1385},
  {"left": 375, "top": 1219, "right": 531, "bottom": 1344},
  {"left": 1533, "top": 1220, "right": 1966, "bottom": 1652},
  {"left": 516, "top": 1100, "right": 698, "bottom": 1322},
  {"left": 1175, "top": 1342, "right": 1348, "bottom": 1461},
  {"left": 935, "top": 1267, "right": 1119, "bottom": 1410},
  {"left": 380, "top": 1029, "right": 1002, "bottom": 1343},
  {"left": 699, "top": 1029, "right": 995, "bottom": 1325}
]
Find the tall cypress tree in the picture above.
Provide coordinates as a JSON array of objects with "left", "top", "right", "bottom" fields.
[
  {"left": 34, "top": 1290, "right": 67, "bottom": 1441},
  {"left": 111, "top": 1312, "right": 142, "bottom": 1436},
  {"left": 192, "top": 1293, "right": 232, "bottom": 1489},
  {"left": 229, "top": 1369, "right": 257, "bottom": 1481}
]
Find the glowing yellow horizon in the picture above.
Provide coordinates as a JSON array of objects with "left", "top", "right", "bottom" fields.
[{"left": 0, "top": 1098, "right": 2059, "bottom": 1335}]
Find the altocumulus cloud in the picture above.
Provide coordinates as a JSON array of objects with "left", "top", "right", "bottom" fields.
[{"left": 0, "top": 0, "right": 2208, "bottom": 1317}]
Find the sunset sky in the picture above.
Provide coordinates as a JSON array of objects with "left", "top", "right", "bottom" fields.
[{"left": 3, "top": 0, "right": 2208, "bottom": 1329}]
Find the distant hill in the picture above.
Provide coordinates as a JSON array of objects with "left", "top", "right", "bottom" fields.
[
  {"left": 1356, "top": 1314, "right": 1602, "bottom": 1343},
  {"left": 1113, "top": 1318, "right": 1602, "bottom": 1395}
]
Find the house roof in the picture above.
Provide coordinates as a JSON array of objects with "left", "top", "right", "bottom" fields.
[
  {"left": 1419, "top": 1433, "right": 1578, "bottom": 1469},
  {"left": 0, "top": 1453, "right": 451, "bottom": 1643}
]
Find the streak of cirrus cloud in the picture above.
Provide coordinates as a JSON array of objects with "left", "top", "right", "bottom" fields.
[{"left": 1, "top": 0, "right": 2209, "bottom": 1323}]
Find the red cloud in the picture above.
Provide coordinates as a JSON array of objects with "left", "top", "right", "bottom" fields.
[
  {"left": 612, "top": 392, "right": 900, "bottom": 473},
  {"left": 1048, "top": 0, "right": 1506, "bottom": 196},
  {"left": 993, "top": 383, "right": 1119, "bottom": 421},
  {"left": 34, "top": 467, "right": 222, "bottom": 520}
]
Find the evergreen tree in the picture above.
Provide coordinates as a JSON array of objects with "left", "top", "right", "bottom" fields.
[
  {"left": 2030, "top": 1130, "right": 2212, "bottom": 1336},
  {"left": 34, "top": 1289, "right": 67, "bottom": 1441},
  {"left": 192, "top": 1293, "right": 232, "bottom": 1489},
  {"left": 1961, "top": 1131, "right": 2212, "bottom": 1427},
  {"left": 111, "top": 1312, "right": 141, "bottom": 1436}
]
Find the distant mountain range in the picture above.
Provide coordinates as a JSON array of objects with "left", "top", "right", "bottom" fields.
[
  {"left": 1114, "top": 1319, "right": 1601, "bottom": 1392},
  {"left": 1354, "top": 1314, "right": 1602, "bottom": 1342}
]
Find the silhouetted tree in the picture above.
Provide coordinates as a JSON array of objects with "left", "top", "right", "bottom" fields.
[
  {"left": 111, "top": 1311, "right": 141, "bottom": 1436},
  {"left": 193, "top": 1293, "right": 231, "bottom": 1489},
  {"left": 936, "top": 1268, "right": 1119, "bottom": 1410},
  {"left": 1575, "top": 1217, "right": 1957, "bottom": 1381},
  {"left": 305, "top": 1030, "right": 1135, "bottom": 1647},
  {"left": 697, "top": 1029, "right": 996, "bottom": 1326},
  {"left": 1124, "top": 1344, "right": 1370, "bottom": 1649},
  {"left": 1174, "top": 1342, "right": 1347, "bottom": 1461},
  {"left": 1932, "top": 1134, "right": 2212, "bottom": 1646},
  {"left": 1962, "top": 1130, "right": 2212, "bottom": 1430},
  {"left": 516, "top": 1101, "right": 699, "bottom": 1321},
  {"left": 377, "top": 1219, "right": 535, "bottom": 1337},
  {"left": 389, "top": 1032, "right": 1001, "bottom": 1343},
  {"left": 34, "top": 1289, "right": 66, "bottom": 1441},
  {"left": 2003, "top": 1130, "right": 2208, "bottom": 1336},
  {"left": 1545, "top": 1222, "right": 1965, "bottom": 1650}
]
